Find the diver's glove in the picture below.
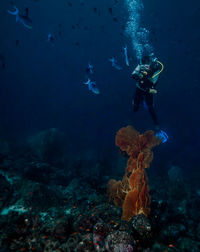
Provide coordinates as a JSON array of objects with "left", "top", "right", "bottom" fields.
[{"left": 149, "top": 88, "right": 157, "bottom": 94}]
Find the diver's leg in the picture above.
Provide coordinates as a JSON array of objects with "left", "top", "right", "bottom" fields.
[
  {"left": 145, "top": 93, "right": 159, "bottom": 126},
  {"left": 133, "top": 88, "right": 142, "bottom": 112}
]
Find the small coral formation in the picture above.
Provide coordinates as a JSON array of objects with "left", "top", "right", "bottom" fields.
[{"left": 108, "top": 125, "right": 161, "bottom": 221}]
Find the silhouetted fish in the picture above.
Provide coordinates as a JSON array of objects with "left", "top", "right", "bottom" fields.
[
  {"left": 8, "top": 6, "right": 32, "bottom": 29},
  {"left": 47, "top": 33, "right": 54, "bottom": 44},
  {"left": 84, "top": 79, "right": 100, "bottom": 95},
  {"left": 86, "top": 63, "right": 94, "bottom": 74},
  {"left": 109, "top": 57, "right": 121, "bottom": 70}
]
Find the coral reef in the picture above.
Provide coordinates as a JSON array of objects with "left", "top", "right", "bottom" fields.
[
  {"left": 0, "top": 151, "right": 200, "bottom": 251},
  {"left": 108, "top": 125, "right": 161, "bottom": 221},
  {"left": 104, "top": 230, "right": 136, "bottom": 251},
  {"left": 1, "top": 133, "right": 200, "bottom": 251}
]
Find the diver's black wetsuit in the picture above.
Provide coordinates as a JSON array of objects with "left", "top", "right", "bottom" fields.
[{"left": 132, "top": 63, "right": 160, "bottom": 126}]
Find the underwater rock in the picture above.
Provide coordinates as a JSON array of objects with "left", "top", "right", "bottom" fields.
[
  {"left": 196, "top": 223, "right": 200, "bottom": 241},
  {"left": 0, "top": 174, "right": 13, "bottom": 210},
  {"left": 74, "top": 213, "right": 100, "bottom": 235},
  {"left": 159, "top": 223, "right": 186, "bottom": 243},
  {"left": 168, "top": 179, "right": 188, "bottom": 202},
  {"left": 149, "top": 199, "right": 168, "bottom": 238},
  {"left": 61, "top": 178, "right": 99, "bottom": 205},
  {"left": 0, "top": 211, "right": 49, "bottom": 250},
  {"left": 24, "top": 162, "right": 53, "bottom": 184},
  {"left": 104, "top": 230, "right": 136, "bottom": 251},
  {"left": 24, "top": 160, "right": 71, "bottom": 186},
  {"left": 24, "top": 184, "right": 64, "bottom": 211},
  {"left": 187, "top": 196, "right": 200, "bottom": 222},
  {"left": 93, "top": 222, "right": 109, "bottom": 249},
  {"left": 53, "top": 219, "right": 73, "bottom": 239},
  {"left": 168, "top": 165, "right": 183, "bottom": 182},
  {"left": 167, "top": 166, "right": 187, "bottom": 200},
  {"left": 7, "top": 180, "right": 65, "bottom": 212},
  {"left": 168, "top": 200, "right": 187, "bottom": 222},
  {"left": 151, "top": 242, "right": 168, "bottom": 251},
  {"left": 27, "top": 128, "right": 67, "bottom": 165},
  {"left": 76, "top": 234, "right": 94, "bottom": 252},
  {"left": 0, "top": 210, "right": 74, "bottom": 251},
  {"left": 131, "top": 214, "right": 152, "bottom": 243},
  {"left": 177, "top": 237, "right": 200, "bottom": 251},
  {"left": 93, "top": 222, "right": 109, "bottom": 237}
]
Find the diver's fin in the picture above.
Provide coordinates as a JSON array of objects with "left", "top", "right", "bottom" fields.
[
  {"left": 155, "top": 129, "right": 168, "bottom": 143},
  {"left": 8, "top": 7, "right": 19, "bottom": 16}
]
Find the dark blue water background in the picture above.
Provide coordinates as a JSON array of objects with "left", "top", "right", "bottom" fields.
[{"left": 0, "top": 0, "right": 200, "bottom": 176}]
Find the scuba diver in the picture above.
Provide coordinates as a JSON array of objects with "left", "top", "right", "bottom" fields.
[{"left": 132, "top": 55, "right": 164, "bottom": 130}]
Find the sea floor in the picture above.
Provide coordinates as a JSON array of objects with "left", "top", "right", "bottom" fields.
[{"left": 0, "top": 151, "right": 200, "bottom": 252}]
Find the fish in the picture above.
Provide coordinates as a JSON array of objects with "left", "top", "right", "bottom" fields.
[
  {"left": 84, "top": 78, "right": 100, "bottom": 95},
  {"left": 8, "top": 7, "right": 32, "bottom": 29},
  {"left": 47, "top": 33, "right": 54, "bottom": 44},
  {"left": 86, "top": 63, "right": 94, "bottom": 74},
  {"left": 109, "top": 57, "right": 122, "bottom": 70},
  {"left": 108, "top": 8, "right": 113, "bottom": 15}
]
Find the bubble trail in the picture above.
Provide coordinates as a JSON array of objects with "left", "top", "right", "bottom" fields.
[{"left": 125, "top": 0, "right": 154, "bottom": 60}]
